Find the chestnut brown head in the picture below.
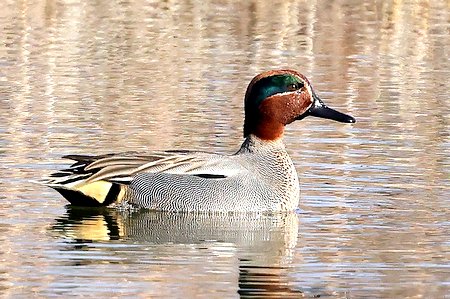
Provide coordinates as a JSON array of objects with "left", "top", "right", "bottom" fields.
[{"left": 243, "top": 70, "right": 355, "bottom": 140}]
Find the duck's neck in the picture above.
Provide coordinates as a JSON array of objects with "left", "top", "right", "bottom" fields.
[
  {"left": 246, "top": 121, "right": 285, "bottom": 140},
  {"left": 237, "top": 134, "right": 286, "bottom": 154},
  {"left": 243, "top": 110, "right": 286, "bottom": 141}
]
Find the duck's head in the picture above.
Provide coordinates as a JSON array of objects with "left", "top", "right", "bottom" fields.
[{"left": 243, "top": 69, "right": 355, "bottom": 140}]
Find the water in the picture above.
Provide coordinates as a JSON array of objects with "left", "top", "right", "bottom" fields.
[{"left": 1, "top": 0, "right": 449, "bottom": 297}]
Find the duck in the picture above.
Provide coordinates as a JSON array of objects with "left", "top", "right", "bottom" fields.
[{"left": 44, "top": 70, "right": 355, "bottom": 212}]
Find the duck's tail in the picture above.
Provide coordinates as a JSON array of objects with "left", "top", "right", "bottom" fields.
[{"left": 41, "top": 155, "right": 127, "bottom": 207}]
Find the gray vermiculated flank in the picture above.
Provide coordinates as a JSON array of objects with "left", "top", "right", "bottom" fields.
[{"left": 124, "top": 135, "right": 300, "bottom": 212}]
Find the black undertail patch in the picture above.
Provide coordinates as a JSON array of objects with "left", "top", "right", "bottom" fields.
[
  {"left": 54, "top": 188, "right": 103, "bottom": 207},
  {"left": 103, "top": 183, "right": 121, "bottom": 206}
]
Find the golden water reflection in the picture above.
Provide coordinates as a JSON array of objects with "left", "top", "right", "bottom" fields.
[{"left": 51, "top": 208, "right": 301, "bottom": 298}]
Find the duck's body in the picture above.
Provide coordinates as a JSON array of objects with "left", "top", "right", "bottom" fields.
[{"left": 45, "top": 70, "right": 355, "bottom": 212}]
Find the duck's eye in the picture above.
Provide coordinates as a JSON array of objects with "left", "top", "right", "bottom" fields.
[{"left": 287, "top": 82, "right": 304, "bottom": 91}]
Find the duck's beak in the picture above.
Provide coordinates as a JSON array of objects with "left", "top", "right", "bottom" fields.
[{"left": 305, "top": 91, "right": 356, "bottom": 123}]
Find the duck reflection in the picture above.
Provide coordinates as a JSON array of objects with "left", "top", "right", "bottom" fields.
[{"left": 52, "top": 207, "right": 303, "bottom": 297}]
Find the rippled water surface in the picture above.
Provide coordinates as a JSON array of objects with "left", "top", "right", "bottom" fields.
[{"left": 1, "top": 0, "right": 449, "bottom": 298}]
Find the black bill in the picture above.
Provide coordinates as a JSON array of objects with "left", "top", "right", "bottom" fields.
[{"left": 306, "top": 91, "right": 356, "bottom": 123}]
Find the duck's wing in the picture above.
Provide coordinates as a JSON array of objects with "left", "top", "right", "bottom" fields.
[{"left": 44, "top": 150, "right": 246, "bottom": 207}]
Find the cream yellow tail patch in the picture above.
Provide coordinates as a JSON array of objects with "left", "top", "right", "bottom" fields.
[{"left": 76, "top": 181, "right": 113, "bottom": 204}]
